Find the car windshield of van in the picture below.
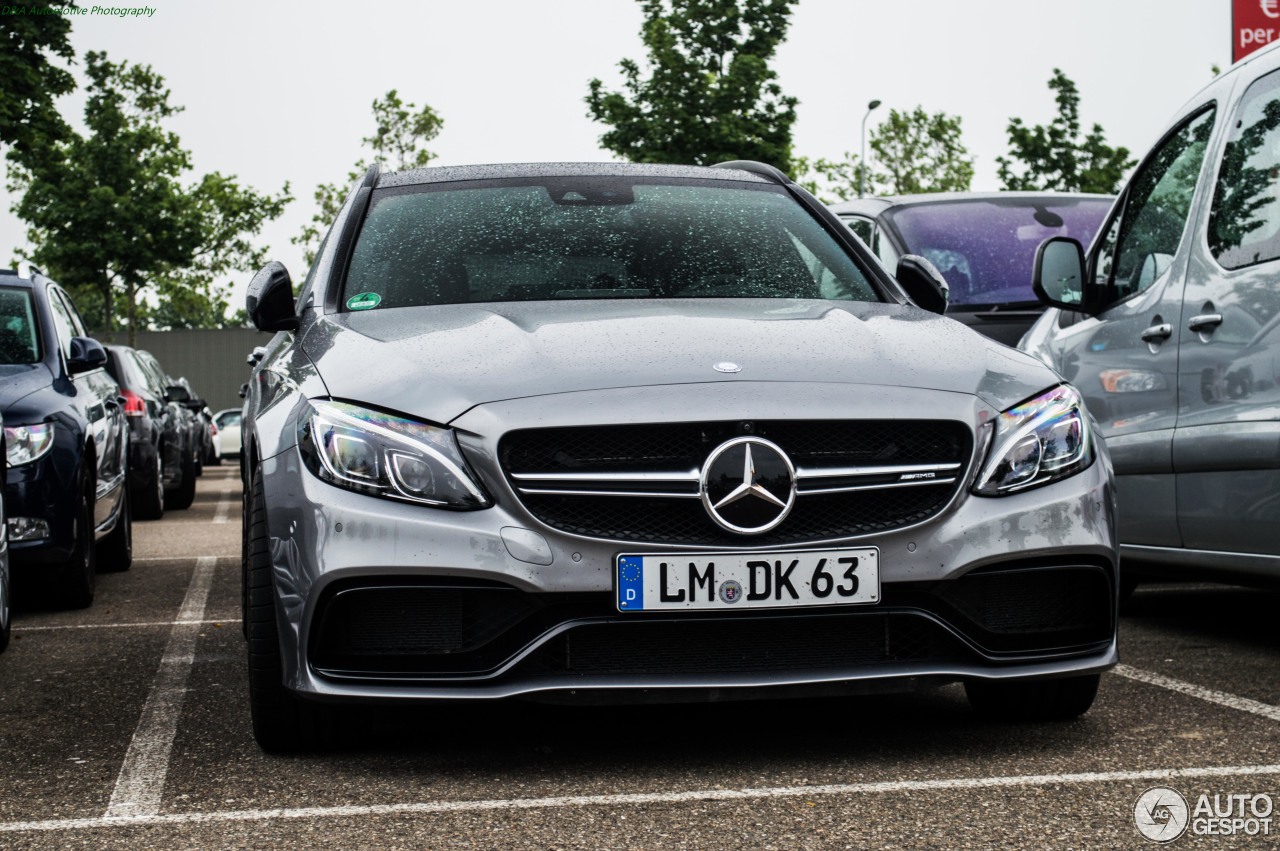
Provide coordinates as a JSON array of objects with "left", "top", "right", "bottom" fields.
[
  {"left": 884, "top": 197, "right": 1113, "bottom": 308},
  {"left": 342, "top": 178, "right": 878, "bottom": 310},
  {"left": 0, "top": 287, "right": 40, "bottom": 365}
]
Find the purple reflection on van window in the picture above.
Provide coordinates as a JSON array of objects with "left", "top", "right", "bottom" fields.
[{"left": 884, "top": 197, "right": 1112, "bottom": 308}]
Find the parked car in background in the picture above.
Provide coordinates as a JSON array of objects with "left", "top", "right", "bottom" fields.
[
  {"left": 103, "top": 344, "right": 194, "bottom": 519},
  {"left": 213, "top": 408, "right": 242, "bottom": 461},
  {"left": 1021, "top": 42, "right": 1280, "bottom": 591},
  {"left": 829, "top": 192, "right": 1114, "bottom": 345},
  {"left": 240, "top": 161, "right": 1117, "bottom": 751},
  {"left": 166, "top": 377, "right": 211, "bottom": 477},
  {"left": 0, "top": 268, "right": 131, "bottom": 608},
  {"left": 0, "top": 410, "right": 9, "bottom": 652}
]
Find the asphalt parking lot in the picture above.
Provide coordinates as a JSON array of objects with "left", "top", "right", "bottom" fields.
[{"left": 0, "top": 465, "right": 1276, "bottom": 849}]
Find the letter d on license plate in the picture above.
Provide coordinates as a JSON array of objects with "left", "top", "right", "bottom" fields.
[{"left": 616, "top": 548, "right": 879, "bottom": 612}]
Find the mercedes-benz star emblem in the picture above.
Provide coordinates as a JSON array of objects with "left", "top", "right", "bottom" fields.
[{"left": 699, "top": 437, "right": 796, "bottom": 535}]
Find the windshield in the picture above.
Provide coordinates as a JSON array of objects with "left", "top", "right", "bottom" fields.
[
  {"left": 342, "top": 178, "right": 878, "bottom": 310},
  {"left": 0, "top": 287, "right": 40, "bottom": 365},
  {"left": 884, "top": 197, "right": 1112, "bottom": 308}
]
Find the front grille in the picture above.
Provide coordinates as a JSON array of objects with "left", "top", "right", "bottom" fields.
[
  {"left": 521, "top": 611, "right": 966, "bottom": 677},
  {"left": 500, "top": 420, "right": 971, "bottom": 545}
]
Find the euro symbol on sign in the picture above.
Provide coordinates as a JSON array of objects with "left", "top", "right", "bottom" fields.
[{"left": 1263, "top": 0, "right": 1280, "bottom": 19}]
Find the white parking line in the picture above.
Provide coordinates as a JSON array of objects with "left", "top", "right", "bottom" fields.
[
  {"left": 1113, "top": 664, "right": 1280, "bottom": 722},
  {"left": 14, "top": 619, "right": 233, "bottom": 632},
  {"left": 103, "top": 556, "right": 217, "bottom": 820},
  {"left": 212, "top": 480, "right": 236, "bottom": 525},
  {"left": 2, "top": 763, "right": 1279, "bottom": 833}
]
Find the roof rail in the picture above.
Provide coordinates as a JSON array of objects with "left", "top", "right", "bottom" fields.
[
  {"left": 360, "top": 162, "right": 380, "bottom": 189},
  {"left": 710, "top": 160, "right": 791, "bottom": 185}
]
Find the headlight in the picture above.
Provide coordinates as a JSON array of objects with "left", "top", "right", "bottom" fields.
[
  {"left": 973, "top": 384, "right": 1094, "bottom": 496},
  {"left": 297, "top": 400, "right": 491, "bottom": 509},
  {"left": 5, "top": 423, "right": 55, "bottom": 467}
]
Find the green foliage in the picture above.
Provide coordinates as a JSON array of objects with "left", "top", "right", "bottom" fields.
[
  {"left": 7, "top": 52, "right": 290, "bottom": 341},
  {"left": 791, "top": 152, "right": 873, "bottom": 204},
  {"left": 586, "top": 0, "right": 799, "bottom": 172},
  {"left": 794, "top": 107, "right": 972, "bottom": 203},
  {"left": 0, "top": 1, "right": 77, "bottom": 160},
  {"left": 869, "top": 107, "right": 973, "bottom": 195},
  {"left": 294, "top": 89, "right": 443, "bottom": 268},
  {"left": 996, "top": 69, "right": 1134, "bottom": 194}
]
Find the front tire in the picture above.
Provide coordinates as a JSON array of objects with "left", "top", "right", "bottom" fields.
[
  {"left": 965, "top": 674, "right": 1100, "bottom": 721},
  {"left": 134, "top": 448, "right": 165, "bottom": 520},
  {"left": 245, "top": 475, "right": 327, "bottom": 752},
  {"left": 53, "top": 471, "right": 97, "bottom": 609},
  {"left": 167, "top": 446, "right": 197, "bottom": 511},
  {"left": 0, "top": 553, "right": 11, "bottom": 653}
]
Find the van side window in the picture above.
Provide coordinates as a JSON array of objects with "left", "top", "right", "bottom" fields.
[
  {"left": 1210, "top": 69, "right": 1280, "bottom": 269},
  {"left": 1098, "top": 107, "right": 1216, "bottom": 302}
]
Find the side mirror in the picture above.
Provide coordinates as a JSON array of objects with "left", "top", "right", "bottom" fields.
[
  {"left": 238, "top": 383, "right": 249, "bottom": 399},
  {"left": 895, "top": 255, "right": 949, "bottom": 315},
  {"left": 246, "top": 261, "right": 299, "bottom": 332},
  {"left": 165, "top": 384, "right": 191, "bottom": 403},
  {"left": 247, "top": 346, "right": 267, "bottom": 367},
  {"left": 67, "top": 336, "right": 108, "bottom": 374},
  {"left": 1033, "top": 237, "right": 1090, "bottom": 311}
]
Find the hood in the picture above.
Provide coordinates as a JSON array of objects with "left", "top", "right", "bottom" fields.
[
  {"left": 301, "top": 300, "right": 1059, "bottom": 424},
  {"left": 0, "top": 363, "right": 55, "bottom": 415}
]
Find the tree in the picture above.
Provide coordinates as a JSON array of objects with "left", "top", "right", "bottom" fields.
[
  {"left": 869, "top": 107, "right": 973, "bottom": 195},
  {"left": 794, "top": 107, "right": 972, "bottom": 202},
  {"left": 0, "top": 1, "right": 77, "bottom": 160},
  {"left": 8, "top": 52, "right": 290, "bottom": 343},
  {"left": 996, "top": 69, "right": 1134, "bottom": 194},
  {"left": 586, "top": 0, "right": 798, "bottom": 173},
  {"left": 294, "top": 89, "right": 443, "bottom": 267}
]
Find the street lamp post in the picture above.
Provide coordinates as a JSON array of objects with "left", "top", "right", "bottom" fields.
[{"left": 859, "top": 99, "right": 882, "bottom": 199}]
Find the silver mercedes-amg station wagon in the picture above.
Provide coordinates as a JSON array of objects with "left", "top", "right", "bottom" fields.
[{"left": 242, "top": 161, "right": 1117, "bottom": 751}]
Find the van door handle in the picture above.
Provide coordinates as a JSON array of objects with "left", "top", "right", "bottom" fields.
[
  {"left": 1140, "top": 322, "right": 1173, "bottom": 343},
  {"left": 1187, "top": 313, "right": 1223, "bottom": 332}
]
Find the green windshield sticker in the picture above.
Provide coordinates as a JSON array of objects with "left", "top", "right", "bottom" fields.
[{"left": 346, "top": 292, "right": 382, "bottom": 311}]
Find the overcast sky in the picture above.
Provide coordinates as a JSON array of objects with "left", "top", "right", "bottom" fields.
[{"left": 0, "top": 0, "right": 1228, "bottom": 312}]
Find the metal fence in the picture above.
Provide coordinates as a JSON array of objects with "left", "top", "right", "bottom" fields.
[{"left": 99, "top": 328, "right": 272, "bottom": 414}]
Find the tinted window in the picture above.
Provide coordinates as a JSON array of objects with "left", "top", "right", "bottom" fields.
[
  {"left": 841, "top": 216, "right": 874, "bottom": 244},
  {"left": 343, "top": 178, "right": 877, "bottom": 309},
  {"left": 883, "top": 197, "right": 1112, "bottom": 307},
  {"left": 1210, "top": 69, "right": 1280, "bottom": 269},
  {"left": 46, "top": 285, "right": 76, "bottom": 360},
  {"left": 0, "top": 287, "right": 40, "bottom": 364},
  {"left": 216, "top": 410, "right": 241, "bottom": 428},
  {"left": 1100, "top": 108, "right": 1216, "bottom": 301}
]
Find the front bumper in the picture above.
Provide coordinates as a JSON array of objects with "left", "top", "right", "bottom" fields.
[
  {"left": 5, "top": 453, "right": 77, "bottom": 566},
  {"left": 258, "top": 383, "right": 1119, "bottom": 703}
]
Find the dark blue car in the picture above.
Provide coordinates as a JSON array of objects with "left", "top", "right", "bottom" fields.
[{"left": 1, "top": 269, "right": 131, "bottom": 608}]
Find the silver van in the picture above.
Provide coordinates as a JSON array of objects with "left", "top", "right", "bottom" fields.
[{"left": 1020, "top": 43, "right": 1280, "bottom": 589}]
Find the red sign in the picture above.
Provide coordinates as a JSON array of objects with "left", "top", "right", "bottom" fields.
[{"left": 1235, "top": 0, "right": 1280, "bottom": 62}]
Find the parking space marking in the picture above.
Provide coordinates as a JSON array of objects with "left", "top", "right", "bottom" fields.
[
  {"left": 1113, "top": 664, "right": 1280, "bottom": 722},
  {"left": 104, "top": 556, "right": 218, "bottom": 820},
  {"left": 14, "top": 619, "right": 234, "bottom": 632},
  {"left": 2, "top": 762, "right": 1279, "bottom": 833},
  {"left": 212, "top": 479, "right": 237, "bottom": 525}
]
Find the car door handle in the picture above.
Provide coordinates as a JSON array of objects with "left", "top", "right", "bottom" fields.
[
  {"left": 1140, "top": 322, "right": 1173, "bottom": 343},
  {"left": 1187, "top": 313, "right": 1223, "bottom": 332}
]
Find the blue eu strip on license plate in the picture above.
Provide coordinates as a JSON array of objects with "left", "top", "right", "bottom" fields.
[{"left": 618, "top": 556, "right": 645, "bottom": 610}]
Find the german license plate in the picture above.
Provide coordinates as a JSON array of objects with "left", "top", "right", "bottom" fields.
[{"left": 615, "top": 548, "right": 879, "bottom": 612}]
